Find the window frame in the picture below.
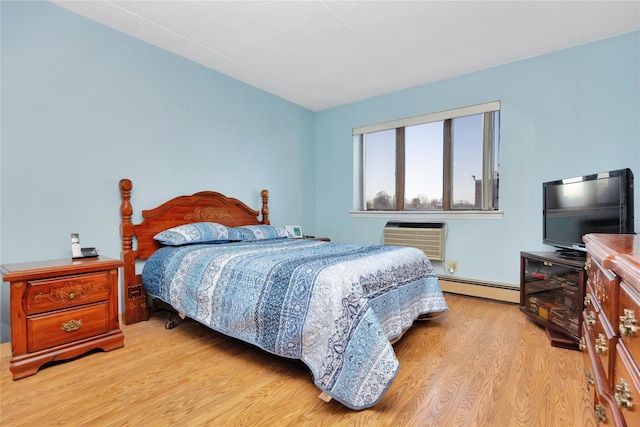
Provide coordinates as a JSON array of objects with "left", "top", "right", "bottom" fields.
[{"left": 352, "top": 101, "right": 501, "bottom": 217}]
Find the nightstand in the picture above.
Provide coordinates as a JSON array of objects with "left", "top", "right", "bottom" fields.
[
  {"left": 303, "top": 236, "right": 330, "bottom": 242},
  {"left": 1, "top": 256, "right": 125, "bottom": 380}
]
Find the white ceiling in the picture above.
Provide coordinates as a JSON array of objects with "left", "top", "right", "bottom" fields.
[{"left": 51, "top": 1, "right": 640, "bottom": 111}]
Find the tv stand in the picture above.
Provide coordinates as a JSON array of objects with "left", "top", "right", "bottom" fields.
[
  {"left": 519, "top": 251, "right": 586, "bottom": 350},
  {"left": 554, "top": 248, "right": 586, "bottom": 260}
]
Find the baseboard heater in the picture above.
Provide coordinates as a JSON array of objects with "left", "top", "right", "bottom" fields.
[
  {"left": 438, "top": 276, "right": 520, "bottom": 304},
  {"left": 383, "top": 221, "right": 445, "bottom": 261}
]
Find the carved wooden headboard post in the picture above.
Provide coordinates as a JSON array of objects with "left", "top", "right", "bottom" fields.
[
  {"left": 119, "top": 179, "right": 150, "bottom": 325},
  {"left": 261, "top": 189, "right": 270, "bottom": 225},
  {"left": 120, "top": 179, "right": 133, "bottom": 252}
]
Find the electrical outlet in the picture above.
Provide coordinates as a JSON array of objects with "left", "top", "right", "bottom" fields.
[{"left": 446, "top": 260, "right": 458, "bottom": 274}]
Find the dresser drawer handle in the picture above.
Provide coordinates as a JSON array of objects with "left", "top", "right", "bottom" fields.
[
  {"left": 595, "top": 333, "right": 607, "bottom": 355},
  {"left": 620, "top": 308, "right": 638, "bottom": 337},
  {"left": 584, "top": 369, "right": 594, "bottom": 387},
  {"left": 579, "top": 337, "right": 586, "bottom": 352},
  {"left": 587, "top": 311, "right": 596, "bottom": 328},
  {"left": 595, "top": 403, "right": 606, "bottom": 422},
  {"left": 614, "top": 377, "right": 634, "bottom": 410},
  {"left": 61, "top": 319, "right": 83, "bottom": 332}
]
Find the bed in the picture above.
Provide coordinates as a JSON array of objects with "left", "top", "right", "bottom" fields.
[{"left": 119, "top": 179, "right": 448, "bottom": 410}]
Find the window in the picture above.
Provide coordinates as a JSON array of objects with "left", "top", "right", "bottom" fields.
[{"left": 354, "top": 101, "right": 500, "bottom": 212}]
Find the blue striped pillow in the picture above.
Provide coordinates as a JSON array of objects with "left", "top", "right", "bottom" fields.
[
  {"left": 154, "top": 222, "right": 238, "bottom": 246},
  {"left": 234, "top": 225, "right": 290, "bottom": 241}
]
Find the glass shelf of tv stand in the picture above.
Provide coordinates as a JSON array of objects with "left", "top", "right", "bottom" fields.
[{"left": 519, "top": 251, "right": 587, "bottom": 350}]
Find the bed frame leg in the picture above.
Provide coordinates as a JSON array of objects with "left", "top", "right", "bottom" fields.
[
  {"left": 165, "top": 316, "right": 175, "bottom": 329},
  {"left": 151, "top": 298, "right": 181, "bottom": 329}
]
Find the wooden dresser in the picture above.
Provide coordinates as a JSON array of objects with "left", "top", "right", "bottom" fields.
[
  {"left": 1, "top": 256, "right": 124, "bottom": 379},
  {"left": 582, "top": 234, "right": 640, "bottom": 426}
]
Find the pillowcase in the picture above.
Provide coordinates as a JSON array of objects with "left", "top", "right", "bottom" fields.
[
  {"left": 154, "top": 222, "right": 237, "bottom": 246},
  {"left": 233, "top": 225, "right": 290, "bottom": 241}
]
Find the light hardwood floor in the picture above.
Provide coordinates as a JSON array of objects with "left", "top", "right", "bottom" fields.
[{"left": 1, "top": 294, "right": 596, "bottom": 426}]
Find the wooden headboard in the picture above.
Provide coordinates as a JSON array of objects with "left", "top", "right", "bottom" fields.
[{"left": 119, "top": 178, "right": 270, "bottom": 324}]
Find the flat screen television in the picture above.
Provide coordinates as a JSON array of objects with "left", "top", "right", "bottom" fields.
[{"left": 543, "top": 168, "right": 634, "bottom": 258}]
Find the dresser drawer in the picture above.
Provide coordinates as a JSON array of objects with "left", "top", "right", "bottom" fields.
[
  {"left": 26, "top": 303, "right": 109, "bottom": 352},
  {"left": 587, "top": 256, "right": 619, "bottom": 325},
  {"left": 585, "top": 282, "right": 603, "bottom": 317},
  {"left": 24, "top": 272, "right": 111, "bottom": 315},
  {"left": 614, "top": 343, "right": 640, "bottom": 426},
  {"left": 582, "top": 322, "right": 597, "bottom": 404},
  {"left": 591, "top": 311, "right": 617, "bottom": 385},
  {"left": 583, "top": 304, "right": 617, "bottom": 384},
  {"left": 583, "top": 319, "right": 622, "bottom": 425},
  {"left": 619, "top": 281, "right": 640, "bottom": 365}
]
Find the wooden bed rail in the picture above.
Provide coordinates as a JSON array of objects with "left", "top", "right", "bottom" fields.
[{"left": 119, "top": 178, "right": 271, "bottom": 324}]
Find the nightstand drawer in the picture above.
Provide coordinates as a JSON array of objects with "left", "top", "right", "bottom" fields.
[
  {"left": 25, "top": 272, "right": 110, "bottom": 315},
  {"left": 27, "top": 303, "right": 109, "bottom": 352}
]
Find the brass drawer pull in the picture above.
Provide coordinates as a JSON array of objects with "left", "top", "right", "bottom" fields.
[
  {"left": 614, "top": 377, "right": 634, "bottom": 410},
  {"left": 579, "top": 337, "right": 586, "bottom": 352},
  {"left": 595, "top": 403, "right": 606, "bottom": 422},
  {"left": 584, "top": 294, "right": 591, "bottom": 307},
  {"left": 587, "top": 311, "right": 596, "bottom": 327},
  {"left": 61, "top": 319, "right": 83, "bottom": 332},
  {"left": 584, "top": 369, "right": 594, "bottom": 386},
  {"left": 619, "top": 308, "right": 638, "bottom": 337},
  {"left": 595, "top": 333, "right": 607, "bottom": 355}
]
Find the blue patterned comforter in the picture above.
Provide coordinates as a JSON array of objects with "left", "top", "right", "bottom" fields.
[{"left": 142, "top": 238, "right": 448, "bottom": 409}]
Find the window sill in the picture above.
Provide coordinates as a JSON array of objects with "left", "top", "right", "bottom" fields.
[{"left": 349, "top": 210, "right": 504, "bottom": 220}]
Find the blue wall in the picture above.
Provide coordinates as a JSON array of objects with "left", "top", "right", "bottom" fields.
[
  {"left": 314, "top": 31, "right": 639, "bottom": 284},
  {"left": 1, "top": 1, "right": 638, "bottom": 343},
  {"left": 0, "top": 1, "right": 315, "bottom": 342}
]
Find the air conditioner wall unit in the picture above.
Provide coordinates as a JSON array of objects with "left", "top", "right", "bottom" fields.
[{"left": 383, "top": 221, "right": 446, "bottom": 261}]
